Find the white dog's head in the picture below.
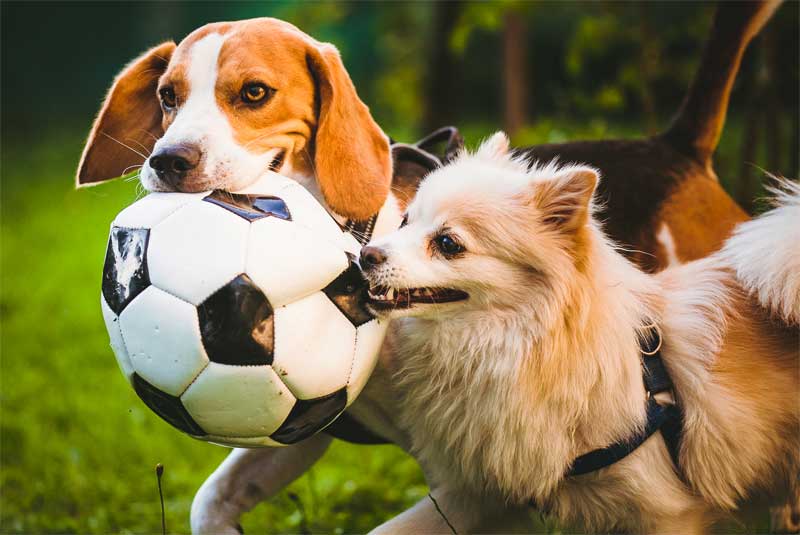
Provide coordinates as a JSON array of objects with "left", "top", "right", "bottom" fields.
[{"left": 361, "top": 132, "right": 599, "bottom": 323}]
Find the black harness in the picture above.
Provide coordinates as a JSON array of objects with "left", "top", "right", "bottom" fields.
[{"left": 565, "top": 326, "right": 684, "bottom": 478}]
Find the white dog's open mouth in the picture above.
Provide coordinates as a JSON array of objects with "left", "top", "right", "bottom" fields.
[{"left": 367, "top": 285, "right": 468, "bottom": 309}]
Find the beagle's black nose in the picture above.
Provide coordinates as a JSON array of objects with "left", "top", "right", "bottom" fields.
[
  {"left": 149, "top": 145, "right": 201, "bottom": 188},
  {"left": 360, "top": 246, "right": 387, "bottom": 269}
]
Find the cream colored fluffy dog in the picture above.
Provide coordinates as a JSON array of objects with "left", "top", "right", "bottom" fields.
[{"left": 361, "top": 133, "right": 799, "bottom": 534}]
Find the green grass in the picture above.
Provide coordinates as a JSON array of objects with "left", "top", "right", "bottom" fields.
[{"left": 0, "top": 122, "right": 777, "bottom": 533}]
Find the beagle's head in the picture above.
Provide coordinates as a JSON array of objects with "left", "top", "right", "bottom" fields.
[{"left": 77, "top": 18, "right": 391, "bottom": 221}]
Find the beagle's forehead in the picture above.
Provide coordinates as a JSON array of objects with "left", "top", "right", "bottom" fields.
[
  {"left": 173, "top": 18, "right": 310, "bottom": 62},
  {"left": 172, "top": 22, "right": 233, "bottom": 62},
  {"left": 166, "top": 18, "right": 313, "bottom": 82}
]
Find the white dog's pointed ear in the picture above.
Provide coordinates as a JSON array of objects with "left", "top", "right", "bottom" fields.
[
  {"left": 531, "top": 166, "right": 598, "bottom": 231},
  {"left": 477, "top": 132, "right": 510, "bottom": 159}
]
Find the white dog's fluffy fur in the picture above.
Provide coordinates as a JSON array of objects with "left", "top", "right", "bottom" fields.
[{"left": 363, "top": 133, "right": 799, "bottom": 533}]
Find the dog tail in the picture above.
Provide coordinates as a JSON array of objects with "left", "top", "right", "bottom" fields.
[
  {"left": 721, "top": 178, "right": 800, "bottom": 324},
  {"left": 661, "top": 1, "right": 782, "bottom": 165}
]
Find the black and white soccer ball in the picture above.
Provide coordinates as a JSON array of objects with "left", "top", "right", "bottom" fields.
[{"left": 100, "top": 173, "right": 388, "bottom": 447}]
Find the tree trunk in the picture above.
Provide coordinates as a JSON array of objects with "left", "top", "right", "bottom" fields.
[
  {"left": 503, "top": 11, "right": 528, "bottom": 136},
  {"left": 423, "top": 1, "right": 463, "bottom": 133},
  {"left": 763, "top": 31, "right": 782, "bottom": 175},
  {"left": 637, "top": 3, "right": 659, "bottom": 134}
]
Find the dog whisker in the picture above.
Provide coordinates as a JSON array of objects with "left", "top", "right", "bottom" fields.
[
  {"left": 125, "top": 137, "right": 152, "bottom": 157},
  {"left": 100, "top": 131, "right": 148, "bottom": 161}
]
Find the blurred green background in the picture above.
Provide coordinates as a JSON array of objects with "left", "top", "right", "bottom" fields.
[{"left": 1, "top": 2, "right": 797, "bottom": 533}]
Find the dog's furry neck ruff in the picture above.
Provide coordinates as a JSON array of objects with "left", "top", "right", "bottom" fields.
[{"left": 395, "top": 223, "right": 663, "bottom": 504}]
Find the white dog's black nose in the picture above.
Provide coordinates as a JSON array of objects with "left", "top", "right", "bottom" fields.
[
  {"left": 149, "top": 145, "right": 201, "bottom": 188},
  {"left": 360, "top": 246, "right": 387, "bottom": 269}
]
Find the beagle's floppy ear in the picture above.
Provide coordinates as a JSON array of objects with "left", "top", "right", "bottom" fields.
[
  {"left": 307, "top": 44, "right": 392, "bottom": 221},
  {"left": 76, "top": 41, "right": 176, "bottom": 187}
]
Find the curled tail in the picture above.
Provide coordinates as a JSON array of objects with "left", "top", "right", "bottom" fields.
[
  {"left": 722, "top": 179, "right": 800, "bottom": 324},
  {"left": 661, "top": 1, "right": 782, "bottom": 165}
]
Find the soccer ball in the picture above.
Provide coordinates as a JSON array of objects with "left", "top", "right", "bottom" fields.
[{"left": 100, "top": 173, "right": 388, "bottom": 447}]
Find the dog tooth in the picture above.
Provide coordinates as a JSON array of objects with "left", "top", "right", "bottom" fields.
[{"left": 387, "top": 288, "right": 396, "bottom": 300}]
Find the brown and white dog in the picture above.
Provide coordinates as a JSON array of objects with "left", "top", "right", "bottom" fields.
[
  {"left": 77, "top": 18, "right": 392, "bottom": 223},
  {"left": 361, "top": 133, "right": 799, "bottom": 534},
  {"left": 75, "top": 3, "right": 790, "bottom": 532}
]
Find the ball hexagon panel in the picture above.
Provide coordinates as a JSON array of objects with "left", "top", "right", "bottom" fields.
[
  {"left": 322, "top": 257, "right": 375, "bottom": 328},
  {"left": 203, "top": 191, "right": 292, "bottom": 222},
  {"left": 100, "top": 295, "right": 134, "bottom": 381},
  {"left": 246, "top": 218, "right": 349, "bottom": 308},
  {"left": 113, "top": 192, "right": 205, "bottom": 229},
  {"left": 271, "top": 387, "right": 347, "bottom": 444},
  {"left": 132, "top": 373, "right": 205, "bottom": 436},
  {"left": 198, "top": 274, "right": 274, "bottom": 366},
  {"left": 340, "top": 232, "right": 363, "bottom": 257},
  {"left": 206, "top": 435, "right": 284, "bottom": 448},
  {"left": 271, "top": 182, "right": 345, "bottom": 241},
  {"left": 348, "top": 319, "right": 388, "bottom": 398},
  {"left": 147, "top": 201, "right": 249, "bottom": 305},
  {"left": 102, "top": 227, "right": 150, "bottom": 314},
  {"left": 272, "top": 291, "right": 356, "bottom": 400},
  {"left": 371, "top": 196, "right": 405, "bottom": 240},
  {"left": 181, "top": 362, "right": 295, "bottom": 438},
  {"left": 119, "top": 286, "right": 209, "bottom": 396}
]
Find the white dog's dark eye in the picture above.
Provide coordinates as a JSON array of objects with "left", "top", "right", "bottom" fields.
[
  {"left": 433, "top": 234, "right": 465, "bottom": 257},
  {"left": 400, "top": 214, "right": 408, "bottom": 228},
  {"left": 241, "top": 83, "right": 273, "bottom": 104},
  {"left": 159, "top": 87, "right": 176, "bottom": 108}
]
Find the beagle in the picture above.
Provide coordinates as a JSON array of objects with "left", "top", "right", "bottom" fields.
[{"left": 77, "top": 18, "right": 391, "bottom": 223}]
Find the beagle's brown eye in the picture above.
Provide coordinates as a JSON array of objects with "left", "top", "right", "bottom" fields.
[
  {"left": 400, "top": 214, "right": 409, "bottom": 228},
  {"left": 159, "top": 87, "right": 176, "bottom": 108},
  {"left": 241, "top": 83, "right": 272, "bottom": 104}
]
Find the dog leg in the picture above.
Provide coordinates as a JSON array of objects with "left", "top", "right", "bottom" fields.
[
  {"left": 191, "top": 433, "right": 333, "bottom": 534},
  {"left": 368, "top": 488, "right": 533, "bottom": 534}
]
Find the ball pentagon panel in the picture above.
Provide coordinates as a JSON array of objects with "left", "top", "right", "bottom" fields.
[
  {"left": 102, "top": 227, "right": 150, "bottom": 314},
  {"left": 322, "top": 257, "right": 375, "bottom": 328},
  {"left": 198, "top": 274, "right": 274, "bottom": 366},
  {"left": 132, "top": 373, "right": 205, "bottom": 436},
  {"left": 203, "top": 191, "right": 292, "bottom": 222},
  {"left": 271, "top": 388, "right": 348, "bottom": 444}
]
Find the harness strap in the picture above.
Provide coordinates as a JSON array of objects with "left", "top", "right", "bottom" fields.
[
  {"left": 564, "top": 327, "right": 684, "bottom": 478},
  {"left": 567, "top": 398, "right": 674, "bottom": 476}
]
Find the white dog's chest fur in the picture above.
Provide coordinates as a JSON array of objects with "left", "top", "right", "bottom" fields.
[{"left": 390, "top": 315, "right": 694, "bottom": 530}]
